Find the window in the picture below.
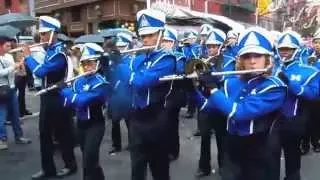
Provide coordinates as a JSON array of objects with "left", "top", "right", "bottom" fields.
[
  {"left": 5, "top": 0, "right": 12, "bottom": 9},
  {"left": 71, "top": 7, "right": 81, "bottom": 22},
  {"left": 88, "top": 23, "right": 93, "bottom": 34}
]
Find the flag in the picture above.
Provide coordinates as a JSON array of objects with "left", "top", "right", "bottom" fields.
[{"left": 257, "top": 0, "right": 272, "bottom": 16}]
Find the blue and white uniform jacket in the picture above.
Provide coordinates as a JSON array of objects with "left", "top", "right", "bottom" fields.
[
  {"left": 274, "top": 61, "right": 320, "bottom": 118},
  {"left": 182, "top": 43, "right": 201, "bottom": 62},
  {"left": 193, "top": 76, "right": 287, "bottom": 136},
  {"left": 222, "top": 45, "right": 238, "bottom": 72},
  {"left": 125, "top": 48, "right": 176, "bottom": 109},
  {"left": 61, "top": 74, "right": 109, "bottom": 122},
  {"left": 109, "top": 54, "right": 135, "bottom": 119},
  {"left": 25, "top": 42, "right": 68, "bottom": 90}
]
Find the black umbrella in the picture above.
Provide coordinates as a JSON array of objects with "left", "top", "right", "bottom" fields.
[
  {"left": 99, "top": 28, "right": 133, "bottom": 38},
  {"left": 57, "top": 33, "right": 73, "bottom": 42},
  {"left": 74, "top": 34, "right": 104, "bottom": 44},
  {"left": 0, "top": 13, "right": 37, "bottom": 29},
  {"left": 0, "top": 25, "right": 20, "bottom": 37}
]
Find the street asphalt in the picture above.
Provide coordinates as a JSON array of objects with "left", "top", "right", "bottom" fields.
[{"left": 1, "top": 91, "right": 320, "bottom": 180}]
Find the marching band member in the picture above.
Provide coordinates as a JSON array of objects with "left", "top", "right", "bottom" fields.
[
  {"left": 101, "top": 28, "right": 122, "bottom": 79},
  {"left": 182, "top": 29, "right": 201, "bottom": 62},
  {"left": 161, "top": 26, "right": 186, "bottom": 161},
  {"left": 122, "top": 9, "right": 176, "bottom": 180},
  {"left": 191, "top": 27, "right": 287, "bottom": 180},
  {"left": 199, "top": 24, "right": 214, "bottom": 58},
  {"left": 61, "top": 43, "right": 109, "bottom": 180},
  {"left": 299, "top": 30, "right": 320, "bottom": 155},
  {"left": 273, "top": 30, "right": 320, "bottom": 180},
  {"left": 182, "top": 30, "right": 201, "bottom": 120},
  {"left": 196, "top": 28, "right": 227, "bottom": 177},
  {"left": 108, "top": 32, "right": 133, "bottom": 155},
  {"left": 222, "top": 30, "right": 238, "bottom": 72},
  {"left": 22, "top": 16, "right": 77, "bottom": 179}
]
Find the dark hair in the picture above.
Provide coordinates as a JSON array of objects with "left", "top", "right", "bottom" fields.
[
  {"left": 103, "top": 37, "right": 118, "bottom": 52},
  {"left": 34, "top": 33, "right": 40, "bottom": 43},
  {"left": 0, "top": 36, "right": 12, "bottom": 45}
]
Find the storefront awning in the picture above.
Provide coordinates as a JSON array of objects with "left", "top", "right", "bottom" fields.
[{"left": 165, "top": 8, "right": 245, "bottom": 33}]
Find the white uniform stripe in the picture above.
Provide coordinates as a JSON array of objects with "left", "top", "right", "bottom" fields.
[
  {"left": 224, "top": 80, "right": 229, "bottom": 98},
  {"left": 33, "top": 65, "right": 41, "bottom": 73},
  {"left": 228, "top": 103, "right": 237, "bottom": 120},
  {"left": 258, "top": 85, "right": 276, "bottom": 94},
  {"left": 129, "top": 73, "right": 135, "bottom": 85},
  {"left": 71, "top": 94, "right": 77, "bottom": 103},
  {"left": 302, "top": 71, "right": 318, "bottom": 86},
  {"left": 249, "top": 120, "right": 254, "bottom": 134},
  {"left": 200, "top": 99, "right": 208, "bottom": 111},
  {"left": 293, "top": 98, "right": 299, "bottom": 116}
]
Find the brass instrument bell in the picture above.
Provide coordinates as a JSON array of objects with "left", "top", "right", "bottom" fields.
[
  {"left": 184, "top": 59, "right": 211, "bottom": 74},
  {"left": 308, "top": 54, "right": 317, "bottom": 65}
]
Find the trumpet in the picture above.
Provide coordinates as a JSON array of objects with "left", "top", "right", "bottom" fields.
[
  {"left": 9, "top": 42, "right": 49, "bottom": 54},
  {"left": 159, "top": 68, "right": 269, "bottom": 81},
  {"left": 184, "top": 59, "right": 211, "bottom": 74}
]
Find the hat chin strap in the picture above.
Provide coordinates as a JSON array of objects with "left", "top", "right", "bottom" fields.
[
  {"left": 48, "top": 31, "right": 54, "bottom": 46},
  {"left": 280, "top": 49, "right": 299, "bottom": 64}
]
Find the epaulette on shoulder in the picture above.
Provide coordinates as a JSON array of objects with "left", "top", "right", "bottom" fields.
[
  {"left": 266, "top": 76, "right": 286, "bottom": 87},
  {"left": 298, "top": 64, "right": 319, "bottom": 72},
  {"left": 159, "top": 48, "right": 174, "bottom": 55}
]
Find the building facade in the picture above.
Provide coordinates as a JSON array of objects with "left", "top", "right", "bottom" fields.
[
  {"left": 34, "top": 0, "right": 146, "bottom": 36},
  {"left": 34, "top": 0, "right": 257, "bottom": 36},
  {"left": 0, "top": 0, "right": 30, "bottom": 15}
]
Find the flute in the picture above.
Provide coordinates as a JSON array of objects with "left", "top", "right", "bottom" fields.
[{"left": 159, "top": 68, "right": 269, "bottom": 81}]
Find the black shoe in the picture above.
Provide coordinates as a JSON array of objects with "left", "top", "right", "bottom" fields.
[
  {"left": 313, "top": 145, "right": 320, "bottom": 153},
  {"left": 195, "top": 169, "right": 211, "bottom": 178},
  {"left": 193, "top": 130, "right": 201, "bottom": 137},
  {"left": 31, "top": 171, "right": 56, "bottom": 180},
  {"left": 185, "top": 113, "right": 194, "bottom": 119},
  {"left": 24, "top": 110, "right": 33, "bottom": 116},
  {"left": 123, "top": 145, "right": 130, "bottom": 151},
  {"left": 56, "top": 167, "right": 77, "bottom": 178},
  {"left": 169, "top": 154, "right": 179, "bottom": 162},
  {"left": 300, "top": 146, "right": 310, "bottom": 155},
  {"left": 108, "top": 147, "right": 121, "bottom": 155},
  {"left": 15, "top": 137, "right": 32, "bottom": 144}
]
